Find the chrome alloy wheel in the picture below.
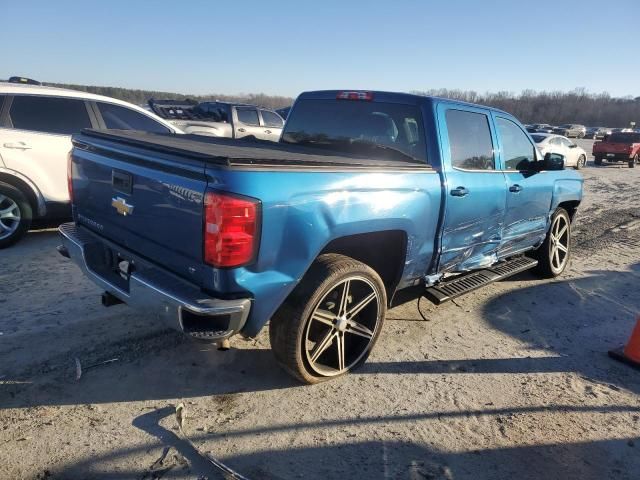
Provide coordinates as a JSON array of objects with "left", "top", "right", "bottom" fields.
[
  {"left": 0, "top": 194, "right": 21, "bottom": 240},
  {"left": 549, "top": 213, "right": 569, "bottom": 272},
  {"left": 304, "top": 276, "right": 381, "bottom": 377}
]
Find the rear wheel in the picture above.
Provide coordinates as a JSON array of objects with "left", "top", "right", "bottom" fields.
[
  {"left": 575, "top": 154, "right": 586, "bottom": 170},
  {"left": 531, "top": 208, "right": 571, "bottom": 278},
  {"left": 0, "top": 183, "right": 32, "bottom": 249},
  {"left": 594, "top": 155, "right": 603, "bottom": 166},
  {"left": 269, "top": 254, "right": 386, "bottom": 384},
  {"left": 630, "top": 154, "right": 638, "bottom": 168}
]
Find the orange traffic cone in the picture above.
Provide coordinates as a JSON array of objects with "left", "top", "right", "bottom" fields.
[{"left": 609, "top": 316, "right": 640, "bottom": 370}]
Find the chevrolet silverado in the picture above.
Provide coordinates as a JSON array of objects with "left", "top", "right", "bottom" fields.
[{"left": 58, "top": 90, "right": 583, "bottom": 383}]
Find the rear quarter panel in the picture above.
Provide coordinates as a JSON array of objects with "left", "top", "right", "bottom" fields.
[{"left": 206, "top": 167, "right": 442, "bottom": 337}]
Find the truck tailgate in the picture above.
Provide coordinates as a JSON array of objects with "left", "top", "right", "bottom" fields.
[{"left": 70, "top": 132, "right": 208, "bottom": 284}]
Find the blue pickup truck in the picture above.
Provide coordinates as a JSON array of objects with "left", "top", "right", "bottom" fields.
[{"left": 59, "top": 90, "right": 583, "bottom": 383}]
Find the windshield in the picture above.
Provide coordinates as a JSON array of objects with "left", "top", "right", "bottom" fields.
[
  {"left": 530, "top": 134, "right": 546, "bottom": 143},
  {"left": 281, "top": 99, "right": 427, "bottom": 162},
  {"left": 608, "top": 133, "right": 640, "bottom": 143}
]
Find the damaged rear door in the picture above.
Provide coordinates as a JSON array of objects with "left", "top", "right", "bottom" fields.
[{"left": 436, "top": 105, "right": 507, "bottom": 272}]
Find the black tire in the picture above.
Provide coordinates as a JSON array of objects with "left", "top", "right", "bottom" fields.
[
  {"left": 575, "top": 154, "right": 586, "bottom": 170},
  {"left": 0, "top": 183, "right": 32, "bottom": 249},
  {"left": 594, "top": 155, "right": 603, "bottom": 166},
  {"left": 531, "top": 208, "right": 571, "bottom": 279},
  {"left": 269, "top": 253, "right": 387, "bottom": 384},
  {"left": 629, "top": 154, "right": 637, "bottom": 168},
  {"left": 578, "top": 132, "right": 585, "bottom": 139}
]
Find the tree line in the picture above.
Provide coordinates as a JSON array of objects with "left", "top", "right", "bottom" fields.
[
  {"left": 12, "top": 80, "right": 640, "bottom": 127},
  {"left": 412, "top": 88, "right": 640, "bottom": 127},
  {"left": 42, "top": 82, "right": 294, "bottom": 110}
]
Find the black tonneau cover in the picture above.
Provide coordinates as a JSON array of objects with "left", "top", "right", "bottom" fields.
[{"left": 75, "top": 129, "right": 430, "bottom": 170}]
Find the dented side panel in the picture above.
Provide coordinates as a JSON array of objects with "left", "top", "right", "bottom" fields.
[{"left": 205, "top": 168, "right": 443, "bottom": 337}]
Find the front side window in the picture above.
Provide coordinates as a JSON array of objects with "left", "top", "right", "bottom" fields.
[
  {"left": 236, "top": 108, "right": 259, "bottom": 126},
  {"left": 97, "top": 102, "right": 170, "bottom": 133},
  {"left": 558, "top": 137, "right": 572, "bottom": 148},
  {"left": 497, "top": 117, "right": 535, "bottom": 170},
  {"left": 9, "top": 95, "right": 91, "bottom": 135},
  {"left": 445, "top": 109, "right": 494, "bottom": 170},
  {"left": 260, "top": 110, "right": 284, "bottom": 128}
]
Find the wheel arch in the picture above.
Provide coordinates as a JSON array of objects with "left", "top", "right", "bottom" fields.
[
  {"left": 0, "top": 169, "right": 46, "bottom": 217},
  {"left": 319, "top": 229, "right": 408, "bottom": 303},
  {"left": 556, "top": 200, "right": 580, "bottom": 222}
]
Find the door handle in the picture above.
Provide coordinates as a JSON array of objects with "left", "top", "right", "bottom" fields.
[
  {"left": 264, "top": 130, "right": 272, "bottom": 134},
  {"left": 450, "top": 186, "right": 469, "bottom": 197},
  {"left": 237, "top": 128, "right": 246, "bottom": 133},
  {"left": 509, "top": 184, "right": 523, "bottom": 193},
  {"left": 3, "top": 142, "right": 32, "bottom": 150}
]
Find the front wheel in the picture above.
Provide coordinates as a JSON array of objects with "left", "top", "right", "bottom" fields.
[
  {"left": 575, "top": 154, "right": 586, "bottom": 170},
  {"left": 269, "top": 254, "right": 387, "bottom": 384},
  {"left": 531, "top": 208, "right": 571, "bottom": 278},
  {"left": 0, "top": 183, "right": 32, "bottom": 249}
]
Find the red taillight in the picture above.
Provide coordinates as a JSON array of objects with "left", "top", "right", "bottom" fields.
[
  {"left": 67, "top": 151, "right": 74, "bottom": 202},
  {"left": 336, "top": 91, "right": 373, "bottom": 101},
  {"left": 204, "top": 191, "right": 260, "bottom": 268}
]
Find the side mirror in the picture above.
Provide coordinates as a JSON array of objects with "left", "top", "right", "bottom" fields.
[
  {"left": 569, "top": 143, "right": 577, "bottom": 149},
  {"left": 544, "top": 152, "right": 565, "bottom": 170}
]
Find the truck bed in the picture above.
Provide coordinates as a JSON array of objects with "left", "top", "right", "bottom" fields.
[{"left": 76, "top": 129, "right": 431, "bottom": 170}]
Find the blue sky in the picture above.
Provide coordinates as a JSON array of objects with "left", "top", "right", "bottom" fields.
[{"left": 2, "top": 0, "right": 638, "bottom": 97}]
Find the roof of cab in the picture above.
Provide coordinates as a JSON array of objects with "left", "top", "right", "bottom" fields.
[{"left": 297, "top": 90, "right": 512, "bottom": 116}]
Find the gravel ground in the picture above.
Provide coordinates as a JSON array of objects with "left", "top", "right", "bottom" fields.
[{"left": 1, "top": 139, "right": 639, "bottom": 480}]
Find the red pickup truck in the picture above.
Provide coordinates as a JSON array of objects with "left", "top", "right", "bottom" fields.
[{"left": 593, "top": 132, "right": 640, "bottom": 168}]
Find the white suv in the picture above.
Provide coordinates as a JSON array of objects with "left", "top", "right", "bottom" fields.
[{"left": 0, "top": 81, "right": 181, "bottom": 248}]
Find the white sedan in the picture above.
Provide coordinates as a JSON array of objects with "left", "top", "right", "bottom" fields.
[{"left": 530, "top": 133, "right": 587, "bottom": 169}]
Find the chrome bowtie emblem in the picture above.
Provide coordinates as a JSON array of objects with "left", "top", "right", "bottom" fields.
[{"left": 111, "top": 197, "right": 134, "bottom": 216}]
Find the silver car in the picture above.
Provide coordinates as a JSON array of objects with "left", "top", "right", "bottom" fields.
[
  {"left": 148, "top": 99, "right": 284, "bottom": 142},
  {"left": 530, "top": 133, "right": 588, "bottom": 169}
]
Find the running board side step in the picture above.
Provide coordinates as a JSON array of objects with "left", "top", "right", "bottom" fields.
[{"left": 424, "top": 256, "right": 538, "bottom": 305}]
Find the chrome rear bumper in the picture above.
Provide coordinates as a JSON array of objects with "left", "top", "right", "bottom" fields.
[{"left": 58, "top": 222, "right": 250, "bottom": 341}]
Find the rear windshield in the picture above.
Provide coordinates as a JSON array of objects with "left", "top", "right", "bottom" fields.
[
  {"left": 281, "top": 99, "right": 426, "bottom": 163},
  {"left": 530, "top": 134, "right": 546, "bottom": 143},
  {"left": 608, "top": 133, "right": 640, "bottom": 143}
]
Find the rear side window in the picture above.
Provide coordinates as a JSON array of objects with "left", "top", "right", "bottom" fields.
[
  {"left": 97, "top": 102, "right": 170, "bottom": 133},
  {"left": 281, "top": 99, "right": 426, "bottom": 162},
  {"left": 445, "top": 109, "right": 494, "bottom": 170},
  {"left": 260, "top": 110, "right": 284, "bottom": 128},
  {"left": 198, "top": 103, "right": 230, "bottom": 123},
  {"left": 236, "top": 108, "right": 260, "bottom": 126},
  {"left": 9, "top": 96, "right": 91, "bottom": 135},
  {"left": 497, "top": 118, "right": 535, "bottom": 170}
]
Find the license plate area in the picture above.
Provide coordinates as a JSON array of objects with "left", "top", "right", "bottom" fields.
[
  {"left": 607, "top": 153, "right": 615, "bottom": 157},
  {"left": 84, "top": 243, "right": 132, "bottom": 292}
]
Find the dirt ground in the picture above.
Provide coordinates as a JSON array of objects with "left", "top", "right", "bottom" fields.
[{"left": 1, "top": 139, "right": 639, "bottom": 480}]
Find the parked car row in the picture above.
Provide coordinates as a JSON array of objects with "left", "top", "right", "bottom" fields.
[
  {"left": 148, "top": 98, "right": 285, "bottom": 142},
  {"left": 0, "top": 77, "right": 290, "bottom": 248},
  {"left": 526, "top": 123, "right": 638, "bottom": 140}
]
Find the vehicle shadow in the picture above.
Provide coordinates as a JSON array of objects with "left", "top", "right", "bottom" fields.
[
  {"left": 3, "top": 265, "right": 639, "bottom": 407},
  {"left": 52, "top": 405, "right": 640, "bottom": 479}
]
